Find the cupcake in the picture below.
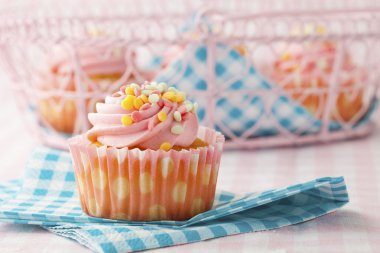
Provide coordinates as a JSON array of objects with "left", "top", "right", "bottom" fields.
[
  {"left": 271, "top": 41, "right": 366, "bottom": 122},
  {"left": 36, "top": 43, "right": 159, "bottom": 134},
  {"left": 68, "top": 82, "right": 224, "bottom": 221}
]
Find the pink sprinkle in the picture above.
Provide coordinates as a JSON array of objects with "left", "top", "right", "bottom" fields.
[
  {"left": 112, "top": 92, "right": 121, "bottom": 97},
  {"left": 177, "top": 105, "right": 187, "bottom": 114},
  {"left": 140, "top": 103, "right": 151, "bottom": 111},
  {"left": 151, "top": 90, "right": 160, "bottom": 95},
  {"left": 182, "top": 113, "right": 190, "bottom": 120},
  {"left": 131, "top": 111, "right": 142, "bottom": 122},
  {"left": 119, "top": 85, "right": 126, "bottom": 92},
  {"left": 134, "top": 88, "right": 141, "bottom": 96},
  {"left": 157, "top": 99, "right": 164, "bottom": 107}
]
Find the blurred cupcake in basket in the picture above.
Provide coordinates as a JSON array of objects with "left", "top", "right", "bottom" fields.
[
  {"left": 36, "top": 42, "right": 160, "bottom": 134},
  {"left": 68, "top": 82, "right": 225, "bottom": 221},
  {"left": 271, "top": 29, "right": 367, "bottom": 122}
]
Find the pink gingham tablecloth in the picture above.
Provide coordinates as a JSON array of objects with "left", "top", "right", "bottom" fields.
[{"left": 0, "top": 81, "right": 379, "bottom": 253}]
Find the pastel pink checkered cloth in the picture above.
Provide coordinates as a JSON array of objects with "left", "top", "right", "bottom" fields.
[{"left": 0, "top": 83, "right": 379, "bottom": 252}]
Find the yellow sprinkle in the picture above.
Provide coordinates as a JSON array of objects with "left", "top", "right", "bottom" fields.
[
  {"left": 162, "top": 91, "right": 177, "bottom": 102},
  {"left": 94, "top": 141, "right": 103, "bottom": 147},
  {"left": 125, "top": 87, "right": 135, "bottom": 96},
  {"left": 176, "top": 92, "right": 186, "bottom": 103},
  {"left": 133, "top": 97, "right": 144, "bottom": 110},
  {"left": 281, "top": 52, "right": 291, "bottom": 61},
  {"left": 316, "top": 25, "right": 327, "bottom": 35},
  {"left": 121, "top": 115, "right": 133, "bottom": 126},
  {"left": 157, "top": 111, "right": 167, "bottom": 122},
  {"left": 160, "top": 142, "right": 171, "bottom": 151},
  {"left": 140, "top": 95, "right": 149, "bottom": 103},
  {"left": 121, "top": 95, "right": 136, "bottom": 111}
]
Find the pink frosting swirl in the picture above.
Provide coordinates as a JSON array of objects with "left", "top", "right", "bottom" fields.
[
  {"left": 87, "top": 83, "right": 199, "bottom": 150},
  {"left": 45, "top": 43, "right": 127, "bottom": 76}
]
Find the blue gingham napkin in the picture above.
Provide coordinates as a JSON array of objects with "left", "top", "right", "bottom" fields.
[
  {"left": 155, "top": 42, "right": 376, "bottom": 138},
  {"left": 0, "top": 147, "right": 349, "bottom": 252}
]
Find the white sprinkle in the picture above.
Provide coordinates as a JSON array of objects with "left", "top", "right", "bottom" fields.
[
  {"left": 130, "top": 83, "right": 140, "bottom": 89},
  {"left": 142, "top": 89, "right": 152, "bottom": 96},
  {"left": 173, "top": 111, "right": 182, "bottom": 122},
  {"left": 145, "top": 85, "right": 154, "bottom": 90},
  {"left": 171, "top": 124, "right": 184, "bottom": 135},
  {"left": 148, "top": 94, "right": 160, "bottom": 104},
  {"left": 150, "top": 81, "right": 157, "bottom": 86},
  {"left": 185, "top": 103, "right": 193, "bottom": 112},
  {"left": 157, "top": 86, "right": 164, "bottom": 93},
  {"left": 192, "top": 102, "right": 198, "bottom": 113},
  {"left": 168, "top": 87, "right": 177, "bottom": 92},
  {"left": 157, "top": 83, "right": 167, "bottom": 92}
]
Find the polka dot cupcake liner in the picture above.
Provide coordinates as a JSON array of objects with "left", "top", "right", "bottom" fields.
[{"left": 68, "top": 127, "right": 224, "bottom": 221}]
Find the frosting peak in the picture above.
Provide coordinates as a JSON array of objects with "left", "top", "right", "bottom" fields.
[{"left": 87, "top": 82, "right": 199, "bottom": 150}]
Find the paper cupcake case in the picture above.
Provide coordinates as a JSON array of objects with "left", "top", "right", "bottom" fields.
[{"left": 68, "top": 127, "right": 224, "bottom": 221}]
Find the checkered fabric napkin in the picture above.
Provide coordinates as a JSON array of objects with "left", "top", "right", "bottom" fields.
[
  {"left": 0, "top": 147, "right": 349, "bottom": 252},
  {"left": 154, "top": 43, "right": 376, "bottom": 138}
]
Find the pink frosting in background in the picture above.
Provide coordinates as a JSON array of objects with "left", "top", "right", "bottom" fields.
[
  {"left": 48, "top": 44, "right": 127, "bottom": 76},
  {"left": 36, "top": 42, "right": 162, "bottom": 90},
  {"left": 34, "top": 42, "right": 128, "bottom": 91},
  {"left": 87, "top": 82, "right": 199, "bottom": 150},
  {"left": 36, "top": 42, "right": 128, "bottom": 78}
]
